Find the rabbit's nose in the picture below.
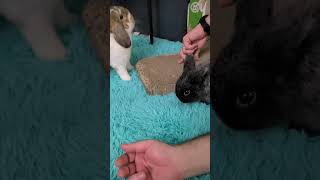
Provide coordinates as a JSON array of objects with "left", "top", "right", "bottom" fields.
[{"left": 124, "top": 41, "right": 131, "bottom": 48}]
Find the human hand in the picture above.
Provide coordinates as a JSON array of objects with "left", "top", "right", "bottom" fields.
[
  {"left": 179, "top": 0, "right": 236, "bottom": 64},
  {"left": 115, "top": 140, "right": 183, "bottom": 180},
  {"left": 179, "top": 27, "right": 208, "bottom": 64}
]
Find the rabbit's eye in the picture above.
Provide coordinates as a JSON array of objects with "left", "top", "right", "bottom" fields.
[
  {"left": 120, "top": 15, "right": 123, "bottom": 20},
  {"left": 184, "top": 90, "right": 191, "bottom": 96},
  {"left": 236, "top": 91, "right": 256, "bottom": 108}
]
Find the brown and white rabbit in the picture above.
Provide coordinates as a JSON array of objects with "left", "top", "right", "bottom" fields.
[
  {"left": 110, "top": 6, "right": 135, "bottom": 81},
  {"left": 0, "top": 0, "right": 75, "bottom": 60}
]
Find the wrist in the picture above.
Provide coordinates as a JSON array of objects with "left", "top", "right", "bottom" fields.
[
  {"left": 173, "top": 136, "right": 210, "bottom": 179},
  {"left": 199, "top": 15, "right": 210, "bottom": 35},
  {"left": 172, "top": 145, "right": 193, "bottom": 179},
  {"left": 193, "top": 24, "right": 207, "bottom": 40}
]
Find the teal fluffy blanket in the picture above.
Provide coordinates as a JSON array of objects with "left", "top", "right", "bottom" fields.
[
  {"left": 110, "top": 35, "right": 320, "bottom": 180},
  {"left": 0, "top": 19, "right": 107, "bottom": 179},
  {"left": 110, "top": 35, "right": 211, "bottom": 180},
  {"left": 213, "top": 113, "right": 320, "bottom": 180}
]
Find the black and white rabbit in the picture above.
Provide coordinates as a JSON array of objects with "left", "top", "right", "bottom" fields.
[
  {"left": 176, "top": 55, "right": 210, "bottom": 104},
  {"left": 212, "top": 0, "right": 320, "bottom": 135}
]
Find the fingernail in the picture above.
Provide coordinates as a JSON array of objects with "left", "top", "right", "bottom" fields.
[
  {"left": 120, "top": 144, "right": 127, "bottom": 150},
  {"left": 118, "top": 171, "right": 125, "bottom": 178}
]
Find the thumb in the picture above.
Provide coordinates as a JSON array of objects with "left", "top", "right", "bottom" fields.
[
  {"left": 128, "top": 172, "right": 146, "bottom": 180},
  {"left": 121, "top": 140, "right": 155, "bottom": 153},
  {"left": 194, "top": 49, "right": 201, "bottom": 60}
]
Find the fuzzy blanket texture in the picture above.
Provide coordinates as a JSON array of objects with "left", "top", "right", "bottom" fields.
[
  {"left": 110, "top": 35, "right": 211, "bottom": 180},
  {"left": 213, "top": 114, "right": 320, "bottom": 180},
  {"left": 0, "top": 18, "right": 108, "bottom": 180},
  {"left": 110, "top": 35, "right": 320, "bottom": 180}
]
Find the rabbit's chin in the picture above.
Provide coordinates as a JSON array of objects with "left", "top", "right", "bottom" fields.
[{"left": 201, "top": 98, "right": 210, "bottom": 105}]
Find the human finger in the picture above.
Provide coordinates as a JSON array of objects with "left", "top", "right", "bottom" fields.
[
  {"left": 118, "top": 163, "right": 137, "bottom": 178},
  {"left": 116, "top": 153, "right": 136, "bottom": 167},
  {"left": 183, "top": 36, "right": 198, "bottom": 50},
  {"left": 194, "top": 49, "right": 201, "bottom": 61},
  {"left": 121, "top": 140, "right": 156, "bottom": 153},
  {"left": 182, "top": 46, "right": 196, "bottom": 55}
]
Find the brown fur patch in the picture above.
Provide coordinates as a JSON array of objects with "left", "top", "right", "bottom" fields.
[{"left": 83, "top": 0, "right": 109, "bottom": 72}]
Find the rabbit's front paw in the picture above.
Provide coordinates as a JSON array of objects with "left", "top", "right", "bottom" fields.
[
  {"left": 120, "top": 74, "right": 132, "bottom": 81},
  {"left": 115, "top": 66, "right": 132, "bottom": 81}
]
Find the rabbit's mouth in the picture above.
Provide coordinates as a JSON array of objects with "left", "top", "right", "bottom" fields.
[{"left": 176, "top": 94, "right": 196, "bottom": 103}]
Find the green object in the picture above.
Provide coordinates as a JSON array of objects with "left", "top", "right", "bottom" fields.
[{"left": 188, "top": 0, "right": 203, "bottom": 29}]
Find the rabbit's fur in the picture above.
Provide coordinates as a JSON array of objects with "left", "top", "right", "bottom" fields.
[
  {"left": 176, "top": 55, "right": 210, "bottom": 104},
  {"left": 0, "top": 0, "right": 74, "bottom": 60},
  {"left": 212, "top": 0, "right": 320, "bottom": 135},
  {"left": 110, "top": 6, "right": 135, "bottom": 81}
]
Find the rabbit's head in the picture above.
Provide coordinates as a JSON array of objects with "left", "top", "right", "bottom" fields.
[
  {"left": 211, "top": 11, "right": 316, "bottom": 130},
  {"left": 110, "top": 6, "right": 135, "bottom": 48},
  {"left": 176, "top": 56, "right": 210, "bottom": 104},
  {"left": 212, "top": 43, "right": 284, "bottom": 130}
]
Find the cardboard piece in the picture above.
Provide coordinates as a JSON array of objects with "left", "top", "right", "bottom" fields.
[
  {"left": 136, "top": 46, "right": 209, "bottom": 95},
  {"left": 136, "top": 54, "right": 183, "bottom": 95}
]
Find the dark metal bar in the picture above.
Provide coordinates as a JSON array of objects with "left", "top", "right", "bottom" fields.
[{"left": 147, "top": 0, "right": 154, "bottom": 44}]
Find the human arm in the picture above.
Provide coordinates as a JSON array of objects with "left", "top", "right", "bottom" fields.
[{"left": 115, "top": 135, "right": 210, "bottom": 180}]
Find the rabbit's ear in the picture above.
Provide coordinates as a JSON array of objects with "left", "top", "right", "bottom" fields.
[
  {"left": 184, "top": 55, "right": 195, "bottom": 72},
  {"left": 111, "top": 17, "right": 131, "bottom": 48}
]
